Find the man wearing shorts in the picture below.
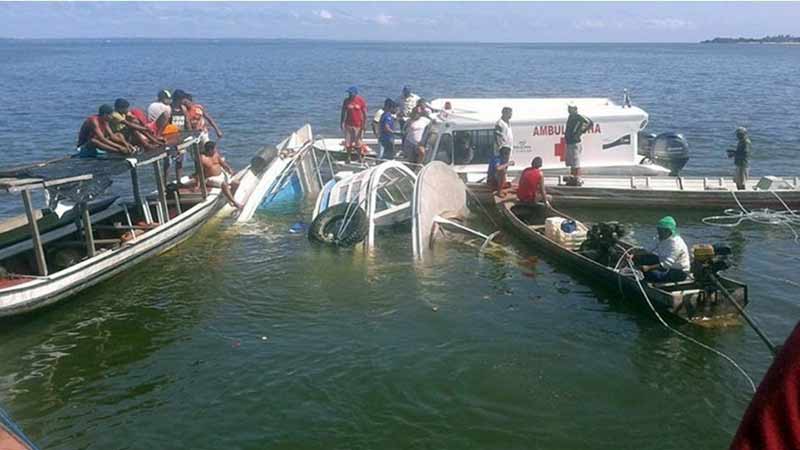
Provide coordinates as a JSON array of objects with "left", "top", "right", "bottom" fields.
[
  {"left": 564, "top": 103, "right": 594, "bottom": 186},
  {"left": 340, "top": 86, "right": 367, "bottom": 163},
  {"left": 728, "top": 127, "right": 751, "bottom": 190},
  {"left": 197, "top": 141, "right": 241, "bottom": 210}
]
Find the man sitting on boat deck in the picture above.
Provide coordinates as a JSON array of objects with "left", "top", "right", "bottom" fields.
[
  {"left": 109, "top": 98, "right": 165, "bottom": 152},
  {"left": 728, "top": 127, "right": 751, "bottom": 191},
  {"left": 77, "top": 104, "right": 134, "bottom": 156},
  {"left": 517, "top": 157, "right": 549, "bottom": 205},
  {"left": 487, "top": 146, "right": 513, "bottom": 198},
  {"left": 635, "top": 216, "right": 691, "bottom": 283},
  {"left": 196, "top": 141, "right": 241, "bottom": 210},
  {"left": 146, "top": 89, "right": 173, "bottom": 136}
]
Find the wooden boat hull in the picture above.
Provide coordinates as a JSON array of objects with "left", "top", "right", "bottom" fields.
[
  {"left": 0, "top": 193, "right": 224, "bottom": 317},
  {"left": 496, "top": 201, "right": 748, "bottom": 325},
  {"left": 468, "top": 172, "right": 800, "bottom": 210}
]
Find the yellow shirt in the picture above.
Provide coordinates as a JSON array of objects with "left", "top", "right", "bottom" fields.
[{"left": 109, "top": 112, "right": 127, "bottom": 133}]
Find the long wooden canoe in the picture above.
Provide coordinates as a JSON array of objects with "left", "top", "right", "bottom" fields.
[{"left": 496, "top": 199, "right": 748, "bottom": 325}]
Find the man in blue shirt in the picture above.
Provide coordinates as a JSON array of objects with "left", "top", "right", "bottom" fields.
[
  {"left": 378, "top": 99, "right": 398, "bottom": 160},
  {"left": 487, "top": 146, "right": 513, "bottom": 198}
]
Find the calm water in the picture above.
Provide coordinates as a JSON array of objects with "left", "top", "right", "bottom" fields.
[{"left": 1, "top": 40, "right": 799, "bottom": 449}]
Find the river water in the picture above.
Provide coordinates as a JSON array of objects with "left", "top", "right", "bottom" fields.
[{"left": 0, "top": 40, "right": 798, "bottom": 449}]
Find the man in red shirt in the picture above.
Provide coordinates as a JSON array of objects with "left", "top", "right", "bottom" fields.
[
  {"left": 516, "top": 157, "right": 548, "bottom": 205},
  {"left": 340, "top": 86, "right": 367, "bottom": 163}
]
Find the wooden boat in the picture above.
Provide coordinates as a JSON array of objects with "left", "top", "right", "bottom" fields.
[
  {"left": 0, "top": 131, "right": 282, "bottom": 317},
  {"left": 496, "top": 199, "right": 749, "bottom": 325},
  {"left": 0, "top": 406, "right": 37, "bottom": 450},
  {"left": 0, "top": 197, "right": 117, "bottom": 248},
  {"left": 469, "top": 174, "right": 800, "bottom": 210}
]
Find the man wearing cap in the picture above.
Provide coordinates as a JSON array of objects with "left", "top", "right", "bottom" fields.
[
  {"left": 76, "top": 104, "right": 131, "bottom": 156},
  {"left": 637, "top": 216, "right": 691, "bottom": 283},
  {"left": 564, "top": 103, "right": 594, "bottom": 186},
  {"left": 147, "top": 90, "right": 172, "bottom": 135},
  {"left": 340, "top": 86, "right": 368, "bottom": 163},
  {"left": 728, "top": 127, "right": 752, "bottom": 190},
  {"left": 378, "top": 99, "right": 399, "bottom": 160}
]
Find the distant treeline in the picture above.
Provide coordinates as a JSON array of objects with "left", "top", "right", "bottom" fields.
[{"left": 701, "top": 34, "right": 800, "bottom": 44}]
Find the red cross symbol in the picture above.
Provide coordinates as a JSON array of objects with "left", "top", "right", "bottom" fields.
[{"left": 554, "top": 137, "right": 566, "bottom": 162}]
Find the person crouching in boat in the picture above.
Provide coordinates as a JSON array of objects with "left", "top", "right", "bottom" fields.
[
  {"left": 77, "top": 104, "right": 133, "bottom": 157},
  {"left": 487, "top": 146, "right": 513, "bottom": 198},
  {"left": 110, "top": 98, "right": 165, "bottom": 152},
  {"left": 637, "top": 216, "right": 691, "bottom": 283},
  {"left": 516, "top": 157, "right": 549, "bottom": 206},
  {"left": 196, "top": 141, "right": 242, "bottom": 210},
  {"left": 340, "top": 86, "right": 367, "bottom": 164}
]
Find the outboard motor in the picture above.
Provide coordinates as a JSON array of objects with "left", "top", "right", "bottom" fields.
[{"left": 637, "top": 131, "right": 690, "bottom": 176}]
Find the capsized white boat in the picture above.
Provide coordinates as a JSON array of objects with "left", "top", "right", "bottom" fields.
[{"left": 309, "top": 161, "right": 416, "bottom": 249}]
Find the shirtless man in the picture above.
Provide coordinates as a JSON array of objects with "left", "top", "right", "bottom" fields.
[
  {"left": 77, "top": 104, "right": 132, "bottom": 156},
  {"left": 197, "top": 141, "right": 241, "bottom": 209}
]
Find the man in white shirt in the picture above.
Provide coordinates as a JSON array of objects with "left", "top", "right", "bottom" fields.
[
  {"left": 398, "top": 85, "right": 420, "bottom": 129},
  {"left": 494, "top": 107, "right": 514, "bottom": 156},
  {"left": 639, "top": 216, "right": 691, "bottom": 283},
  {"left": 403, "top": 111, "right": 431, "bottom": 163},
  {"left": 146, "top": 89, "right": 172, "bottom": 135}
]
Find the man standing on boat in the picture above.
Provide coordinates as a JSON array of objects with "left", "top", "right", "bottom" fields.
[
  {"left": 340, "top": 86, "right": 368, "bottom": 163},
  {"left": 378, "top": 99, "right": 398, "bottom": 160},
  {"left": 494, "top": 107, "right": 514, "bottom": 157},
  {"left": 728, "top": 127, "right": 751, "bottom": 190},
  {"left": 564, "top": 103, "right": 594, "bottom": 186},
  {"left": 398, "top": 85, "right": 420, "bottom": 130},
  {"left": 636, "top": 216, "right": 690, "bottom": 283}
]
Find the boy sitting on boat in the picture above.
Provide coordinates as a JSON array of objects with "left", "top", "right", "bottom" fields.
[
  {"left": 195, "top": 141, "right": 242, "bottom": 210},
  {"left": 633, "top": 216, "right": 691, "bottom": 283}
]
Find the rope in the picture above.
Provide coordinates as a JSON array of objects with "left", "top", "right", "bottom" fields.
[
  {"left": 702, "top": 190, "right": 800, "bottom": 243},
  {"left": 622, "top": 258, "right": 756, "bottom": 393}
]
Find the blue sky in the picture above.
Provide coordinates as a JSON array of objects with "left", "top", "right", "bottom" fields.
[{"left": 1, "top": 2, "right": 798, "bottom": 42}]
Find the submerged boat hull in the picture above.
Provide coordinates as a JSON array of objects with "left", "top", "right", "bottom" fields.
[{"left": 496, "top": 201, "right": 748, "bottom": 325}]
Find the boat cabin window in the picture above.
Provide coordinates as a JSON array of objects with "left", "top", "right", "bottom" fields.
[
  {"left": 432, "top": 133, "right": 453, "bottom": 164},
  {"left": 448, "top": 129, "right": 495, "bottom": 165},
  {"left": 374, "top": 167, "right": 414, "bottom": 211}
]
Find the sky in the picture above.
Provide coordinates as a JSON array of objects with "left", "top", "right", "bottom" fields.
[{"left": 1, "top": 2, "right": 798, "bottom": 42}]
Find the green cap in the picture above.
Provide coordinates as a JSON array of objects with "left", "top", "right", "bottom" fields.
[{"left": 656, "top": 216, "right": 678, "bottom": 236}]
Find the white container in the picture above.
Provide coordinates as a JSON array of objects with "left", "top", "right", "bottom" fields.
[{"left": 545, "top": 217, "right": 565, "bottom": 240}]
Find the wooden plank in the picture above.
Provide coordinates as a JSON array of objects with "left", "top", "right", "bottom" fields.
[
  {"left": 81, "top": 205, "right": 96, "bottom": 258},
  {"left": 21, "top": 190, "right": 48, "bottom": 276},
  {"left": 1, "top": 174, "right": 93, "bottom": 193}
]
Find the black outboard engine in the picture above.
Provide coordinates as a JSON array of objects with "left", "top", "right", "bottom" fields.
[
  {"left": 637, "top": 131, "right": 690, "bottom": 176},
  {"left": 579, "top": 222, "right": 629, "bottom": 266}
]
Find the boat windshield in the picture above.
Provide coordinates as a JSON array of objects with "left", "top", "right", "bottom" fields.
[
  {"left": 374, "top": 167, "right": 415, "bottom": 212},
  {"left": 423, "top": 130, "right": 439, "bottom": 161}
]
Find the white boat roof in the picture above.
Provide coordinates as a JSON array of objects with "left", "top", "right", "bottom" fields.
[{"left": 429, "top": 98, "right": 647, "bottom": 125}]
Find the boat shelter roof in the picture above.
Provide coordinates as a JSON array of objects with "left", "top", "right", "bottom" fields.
[{"left": 429, "top": 98, "right": 647, "bottom": 126}]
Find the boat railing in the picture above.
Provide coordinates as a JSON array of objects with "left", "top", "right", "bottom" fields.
[
  {"left": 0, "top": 135, "right": 207, "bottom": 279},
  {"left": 553, "top": 174, "right": 800, "bottom": 191}
]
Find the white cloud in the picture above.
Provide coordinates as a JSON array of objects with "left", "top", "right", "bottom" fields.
[
  {"left": 374, "top": 14, "right": 393, "bottom": 25},
  {"left": 314, "top": 9, "right": 333, "bottom": 20},
  {"left": 644, "top": 18, "right": 693, "bottom": 30},
  {"left": 573, "top": 19, "right": 606, "bottom": 30}
]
